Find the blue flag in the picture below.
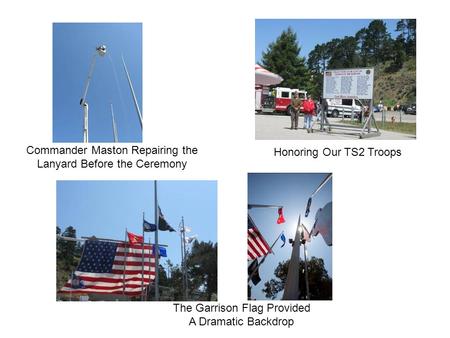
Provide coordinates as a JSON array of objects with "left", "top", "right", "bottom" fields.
[
  {"left": 143, "top": 219, "right": 156, "bottom": 232},
  {"left": 158, "top": 246, "right": 167, "bottom": 257},
  {"left": 143, "top": 208, "right": 176, "bottom": 233},
  {"left": 280, "top": 232, "right": 286, "bottom": 248},
  {"left": 153, "top": 246, "right": 167, "bottom": 257}
]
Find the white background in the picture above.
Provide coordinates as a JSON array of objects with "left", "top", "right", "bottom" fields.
[{"left": 1, "top": 0, "right": 449, "bottom": 336}]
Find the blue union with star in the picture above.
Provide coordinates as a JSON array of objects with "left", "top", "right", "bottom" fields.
[{"left": 78, "top": 241, "right": 119, "bottom": 273}]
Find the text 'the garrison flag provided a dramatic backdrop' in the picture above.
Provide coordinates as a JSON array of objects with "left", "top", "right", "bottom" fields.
[{"left": 59, "top": 240, "right": 155, "bottom": 296}]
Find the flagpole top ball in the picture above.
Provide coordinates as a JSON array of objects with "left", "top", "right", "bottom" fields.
[{"left": 96, "top": 45, "right": 107, "bottom": 56}]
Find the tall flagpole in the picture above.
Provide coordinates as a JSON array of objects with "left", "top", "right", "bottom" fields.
[
  {"left": 122, "top": 54, "right": 143, "bottom": 130},
  {"left": 123, "top": 227, "right": 128, "bottom": 296},
  {"left": 154, "top": 181, "right": 160, "bottom": 300},
  {"left": 141, "top": 212, "right": 145, "bottom": 301},
  {"left": 148, "top": 229, "right": 152, "bottom": 301},
  {"left": 180, "top": 219, "right": 185, "bottom": 300},
  {"left": 83, "top": 102, "right": 89, "bottom": 143},
  {"left": 80, "top": 45, "right": 106, "bottom": 143},
  {"left": 81, "top": 54, "right": 96, "bottom": 143},
  {"left": 111, "top": 103, "right": 118, "bottom": 142},
  {"left": 282, "top": 214, "right": 302, "bottom": 300},
  {"left": 182, "top": 216, "right": 188, "bottom": 301},
  {"left": 303, "top": 241, "right": 310, "bottom": 300}
]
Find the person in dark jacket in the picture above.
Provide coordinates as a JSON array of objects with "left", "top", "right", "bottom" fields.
[{"left": 290, "top": 92, "right": 302, "bottom": 130}]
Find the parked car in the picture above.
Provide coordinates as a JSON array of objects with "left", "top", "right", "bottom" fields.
[
  {"left": 405, "top": 103, "right": 416, "bottom": 115},
  {"left": 326, "top": 98, "right": 364, "bottom": 118}
]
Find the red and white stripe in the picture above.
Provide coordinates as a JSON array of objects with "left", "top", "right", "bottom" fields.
[
  {"left": 60, "top": 243, "right": 155, "bottom": 296},
  {"left": 248, "top": 226, "right": 271, "bottom": 260}
]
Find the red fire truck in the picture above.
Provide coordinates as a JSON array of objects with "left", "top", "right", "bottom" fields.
[{"left": 261, "top": 87, "right": 307, "bottom": 114}]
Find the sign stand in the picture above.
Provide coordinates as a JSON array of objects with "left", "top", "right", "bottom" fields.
[
  {"left": 319, "top": 68, "right": 380, "bottom": 139},
  {"left": 360, "top": 102, "right": 380, "bottom": 138}
]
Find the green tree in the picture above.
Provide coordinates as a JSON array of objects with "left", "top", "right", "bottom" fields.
[
  {"left": 164, "top": 262, "right": 184, "bottom": 300},
  {"left": 328, "top": 36, "right": 359, "bottom": 69},
  {"left": 57, "top": 226, "right": 79, "bottom": 268},
  {"left": 163, "top": 241, "right": 218, "bottom": 301},
  {"left": 261, "top": 27, "right": 311, "bottom": 90},
  {"left": 56, "top": 226, "right": 82, "bottom": 290},
  {"left": 308, "top": 43, "right": 329, "bottom": 74},
  {"left": 262, "top": 257, "right": 332, "bottom": 300},
  {"left": 387, "top": 36, "right": 407, "bottom": 72},
  {"left": 361, "top": 20, "right": 393, "bottom": 65},
  {"left": 355, "top": 27, "right": 369, "bottom": 66},
  {"left": 396, "top": 19, "right": 416, "bottom": 57},
  {"left": 307, "top": 36, "right": 359, "bottom": 97},
  {"left": 187, "top": 241, "right": 217, "bottom": 300},
  {"left": 406, "top": 19, "right": 416, "bottom": 56},
  {"left": 307, "top": 43, "right": 330, "bottom": 97}
]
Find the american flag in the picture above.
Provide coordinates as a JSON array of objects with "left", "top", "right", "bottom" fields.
[
  {"left": 59, "top": 240, "right": 155, "bottom": 296},
  {"left": 248, "top": 215, "right": 271, "bottom": 260}
]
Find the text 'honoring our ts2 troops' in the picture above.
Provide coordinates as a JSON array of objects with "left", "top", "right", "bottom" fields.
[
  {"left": 26, "top": 145, "right": 199, "bottom": 171},
  {"left": 274, "top": 147, "right": 402, "bottom": 159}
]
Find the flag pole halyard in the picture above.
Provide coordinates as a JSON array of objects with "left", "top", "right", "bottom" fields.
[
  {"left": 154, "top": 181, "right": 160, "bottom": 301},
  {"left": 148, "top": 227, "right": 152, "bottom": 301},
  {"left": 282, "top": 214, "right": 302, "bottom": 300},
  {"left": 141, "top": 212, "right": 145, "bottom": 301},
  {"left": 122, "top": 54, "right": 143, "bottom": 130},
  {"left": 123, "top": 227, "right": 128, "bottom": 297},
  {"left": 303, "top": 239, "right": 310, "bottom": 300},
  {"left": 111, "top": 103, "right": 118, "bottom": 142},
  {"left": 248, "top": 204, "right": 283, "bottom": 210},
  {"left": 310, "top": 173, "right": 332, "bottom": 199},
  {"left": 180, "top": 219, "right": 185, "bottom": 300},
  {"left": 182, "top": 216, "right": 188, "bottom": 301}
]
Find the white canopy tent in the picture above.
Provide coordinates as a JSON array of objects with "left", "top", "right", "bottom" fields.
[{"left": 255, "top": 64, "right": 283, "bottom": 86}]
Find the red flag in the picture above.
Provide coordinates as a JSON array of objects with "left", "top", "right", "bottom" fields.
[
  {"left": 127, "top": 231, "right": 143, "bottom": 244},
  {"left": 277, "top": 207, "right": 285, "bottom": 224}
]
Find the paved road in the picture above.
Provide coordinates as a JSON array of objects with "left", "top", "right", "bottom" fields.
[{"left": 255, "top": 114, "right": 416, "bottom": 140}]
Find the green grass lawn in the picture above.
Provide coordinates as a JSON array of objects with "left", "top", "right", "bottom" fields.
[{"left": 338, "top": 120, "right": 416, "bottom": 135}]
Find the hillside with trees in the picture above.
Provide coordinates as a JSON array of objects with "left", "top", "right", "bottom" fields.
[
  {"left": 56, "top": 226, "right": 82, "bottom": 291},
  {"left": 261, "top": 19, "right": 416, "bottom": 107}
]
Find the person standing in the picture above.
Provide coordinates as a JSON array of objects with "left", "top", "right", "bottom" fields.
[
  {"left": 303, "top": 95, "right": 315, "bottom": 133},
  {"left": 378, "top": 100, "right": 384, "bottom": 111},
  {"left": 290, "top": 92, "right": 302, "bottom": 130},
  {"left": 315, "top": 99, "right": 322, "bottom": 124}
]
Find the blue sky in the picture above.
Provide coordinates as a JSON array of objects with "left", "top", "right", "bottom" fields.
[
  {"left": 256, "top": 19, "right": 401, "bottom": 63},
  {"left": 57, "top": 180, "right": 217, "bottom": 272},
  {"left": 248, "top": 173, "right": 332, "bottom": 300},
  {"left": 53, "top": 23, "right": 142, "bottom": 142}
]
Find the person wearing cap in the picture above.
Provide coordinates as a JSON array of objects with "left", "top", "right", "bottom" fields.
[{"left": 290, "top": 91, "right": 302, "bottom": 130}]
